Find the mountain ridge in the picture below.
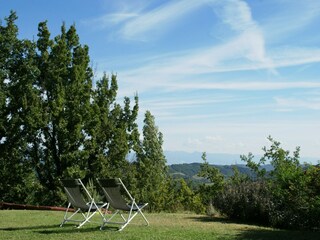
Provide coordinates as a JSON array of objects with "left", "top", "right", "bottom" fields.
[
  {"left": 164, "top": 150, "right": 319, "bottom": 165},
  {"left": 165, "top": 150, "right": 248, "bottom": 165}
]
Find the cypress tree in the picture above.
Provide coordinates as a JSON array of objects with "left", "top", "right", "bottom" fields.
[
  {"left": 136, "top": 111, "right": 167, "bottom": 211},
  {"left": 0, "top": 12, "right": 41, "bottom": 203}
]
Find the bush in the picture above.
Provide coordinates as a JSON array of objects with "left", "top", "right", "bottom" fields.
[
  {"left": 214, "top": 180, "right": 271, "bottom": 225},
  {"left": 211, "top": 137, "right": 320, "bottom": 230}
]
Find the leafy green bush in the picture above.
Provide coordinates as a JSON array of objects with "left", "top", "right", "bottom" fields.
[
  {"left": 213, "top": 180, "right": 271, "bottom": 224},
  {"left": 211, "top": 136, "right": 320, "bottom": 230}
]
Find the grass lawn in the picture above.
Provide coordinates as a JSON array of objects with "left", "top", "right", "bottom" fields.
[{"left": 0, "top": 210, "right": 318, "bottom": 240}]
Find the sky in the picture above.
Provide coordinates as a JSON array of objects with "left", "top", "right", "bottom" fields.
[{"left": 1, "top": 0, "right": 320, "bottom": 163}]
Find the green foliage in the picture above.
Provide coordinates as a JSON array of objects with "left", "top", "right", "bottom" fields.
[
  {"left": 214, "top": 180, "right": 272, "bottom": 224},
  {"left": 0, "top": 11, "right": 39, "bottom": 203},
  {"left": 84, "top": 179, "right": 103, "bottom": 203},
  {"left": 135, "top": 111, "right": 168, "bottom": 212},
  {"left": 198, "top": 152, "right": 224, "bottom": 207},
  {"left": 0, "top": 12, "right": 140, "bottom": 205},
  {"left": 213, "top": 136, "right": 320, "bottom": 230},
  {"left": 164, "top": 178, "right": 206, "bottom": 213}
]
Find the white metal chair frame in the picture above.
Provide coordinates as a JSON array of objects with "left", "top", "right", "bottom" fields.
[
  {"left": 97, "top": 178, "right": 149, "bottom": 231},
  {"left": 60, "top": 178, "right": 108, "bottom": 228}
]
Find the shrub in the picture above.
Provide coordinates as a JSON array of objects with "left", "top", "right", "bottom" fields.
[
  {"left": 212, "top": 137, "right": 320, "bottom": 230},
  {"left": 214, "top": 180, "right": 272, "bottom": 225}
]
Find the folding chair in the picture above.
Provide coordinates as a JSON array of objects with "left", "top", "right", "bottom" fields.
[
  {"left": 97, "top": 178, "right": 149, "bottom": 231},
  {"left": 60, "top": 179, "right": 108, "bottom": 228}
]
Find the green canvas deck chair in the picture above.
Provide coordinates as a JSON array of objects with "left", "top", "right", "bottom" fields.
[
  {"left": 60, "top": 179, "right": 107, "bottom": 228},
  {"left": 97, "top": 178, "right": 149, "bottom": 231}
]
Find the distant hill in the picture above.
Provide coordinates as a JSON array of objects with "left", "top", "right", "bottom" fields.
[
  {"left": 164, "top": 150, "right": 319, "bottom": 165},
  {"left": 168, "top": 162, "right": 262, "bottom": 183},
  {"left": 164, "top": 151, "right": 243, "bottom": 165}
]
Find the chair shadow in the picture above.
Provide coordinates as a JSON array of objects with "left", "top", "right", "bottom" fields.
[
  {"left": 0, "top": 224, "right": 59, "bottom": 231},
  {"left": 37, "top": 223, "right": 121, "bottom": 234},
  {"left": 0, "top": 221, "right": 121, "bottom": 234},
  {"left": 37, "top": 225, "right": 100, "bottom": 234},
  {"left": 0, "top": 223, "right": 103, "bottom": 234}
]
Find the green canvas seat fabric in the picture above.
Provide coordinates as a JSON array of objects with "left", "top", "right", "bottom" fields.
[
  {"left": 97, "top": 178, "right": 149, "bottom": 231},
  {"left": 60, "top": 179, "right": 107, "bottom": 228}
]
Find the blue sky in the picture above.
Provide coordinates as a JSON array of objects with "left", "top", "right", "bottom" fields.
[{"left": 1, "top": 0, "right": 320, "bottom": 162}]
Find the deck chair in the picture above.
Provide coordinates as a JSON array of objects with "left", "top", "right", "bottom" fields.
[
  {"left": 97, "top": 178, "right": 149, "bottom": 231},
  {"left": 60, "top": 179, "right": 107, "bottom": 228}
]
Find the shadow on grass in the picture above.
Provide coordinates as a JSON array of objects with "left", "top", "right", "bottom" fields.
[
  {"left": 0, "top": 219, "right": 123, "bottom": 234},
  {"left": 187, "top": 215, "right": 242, "bottom": 224},
  {"left": 0, "top": 223, "right": 121, "bottom": 234},
  {"left": 235, "top": 228, "right": 320, "bottom": 240},
  {"left": 0, "top": 224, "right": 59, "bottom": 231},
  {"left": 37, "top": 225, "right": 120, "bottom": 234},
  {"left": 188, "top": 215, "right": 319, "bottom": 240}
]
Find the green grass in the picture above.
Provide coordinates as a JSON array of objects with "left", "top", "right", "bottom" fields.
[{"left": 0, "top": 210, "right": 318, "bottom": 240}]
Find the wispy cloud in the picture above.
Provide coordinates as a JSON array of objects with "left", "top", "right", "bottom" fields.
[
  {"left": 275, "top": 97, "right": 320, "bottom": 110},
  {"left": 81, "top": 0, "right": 147, "bottom": 29},
  {"left": 261, "top": 0, "right": 320, "bottom": 43},
  {"left": 214, "top": 0, "right": 257, "bottom": 32},
  {"left": 120, "top": 0, "right": 205, "bottom": 40},
  {"left": 119, "top": 0, "right": 274, "bottom": 71},
  {"left": 98, "top": 0, "right": 284, "bottom": 95},
  {"left": 169, "top": 81, "right": 320, "bottom": 91},
  {"left": 89, "top": 13, "right": 139, "bottom": 27},
  {"left": 117, "top": 44, "right": 320, "bottom": 95}
]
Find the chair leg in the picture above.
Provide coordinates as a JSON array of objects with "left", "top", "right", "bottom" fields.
[
  {"left": 138, "top": 210, "right": 150, "bottom": 226},
  {"left": 77, "top": 212, "right": 97, "bottom": 228},
  {"left": 60, "top": 203, "right": 81, "bottom": 227},
  {"left": 60, "top": 203, "right": 71, "bottom": 227},
  {"left": 100, "top": 210, "right": 120, "bottom": 230}
]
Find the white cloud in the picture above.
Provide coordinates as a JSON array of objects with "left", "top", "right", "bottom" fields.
[
  {"left": 275, "top": 97, "right": 320, "bottom": 110},
  {"left": 117, "top": 0, "right": 263, "bottom": 42},
  {"left": 91, "top": 13, "right": 139, "bottom": 26},
  {"left": 205, "top": 135, "right": 223, "bottom": 143},
  {"left": 214, "top": 0, "right": 256, "bottom": 32},
  {"left": 162, "top": 119, "right": 320, "bottom": 157},
  {"left": 120, "top": 0, "right": 205, "bottom": 40},
  {"left": 261, "top": 0, "right": 320, "bottom": 43},
  {"left": 176, "top": 81, "right": 320, "bottom": 91},
  {"left": 94, "top": 0, "right": 283, "bottom": 94},
  {"left": 115, "top": 42, "right": 320, "bottom": 95},
  {"left": 92, "top": 0, "right": 320, "bottom": 96},
  {"left": 87, "top": 0, "right": 320, "bottom": 160}
]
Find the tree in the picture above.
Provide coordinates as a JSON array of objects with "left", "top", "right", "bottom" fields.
[
  {"left": 33, "top": 21, "right": 140, "bottom": 203},
  {"left": 0, "top": 11, "right": 41, "bottom": 203},
  {"left": 135, "top": 111, "right": 167, "bottom": 211},
  {"left": 0, "top": 12, "right": 141, "bottom": 205},
  {"left": 23, "top": 21, "right": 94, "bottom": 204},
  {"left": 198, "top": 152, "right": 224, "bottom": 209},
  {"left": 84, "top": 73, "right": 140, "bottom": 181}
]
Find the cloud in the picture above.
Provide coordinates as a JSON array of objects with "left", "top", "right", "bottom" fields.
[
  {"left": 214, "top": 0, "right": 256, "bottom": 32},
  {"left": 175, "top": 81, "right": 320, "bottom": 91},
  {"left": 90, "top": 13, "right": 139, "bottom": 27},
  {"left": 261, "top": 0, "right": 320, "bottom": 43},
  {"left": 120, "top": 0, "right": 205, "bottom": 40},
  {"left": 94, "top": 0, "right": 320, "bottom": 103},
  {"left": 100, "top": 0, "right": 280, "bottom": 95},
  {"left": 275, "top": 97, "right": 320, "bottom": 110},
  {"left": 118, "top": 0, "right": 274, "bottom": 72}
]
